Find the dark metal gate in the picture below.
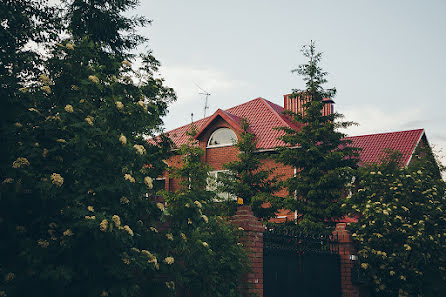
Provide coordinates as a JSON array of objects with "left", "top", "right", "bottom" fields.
[{"left": 263, "top": 228, "right": 341, "bottom": 297}]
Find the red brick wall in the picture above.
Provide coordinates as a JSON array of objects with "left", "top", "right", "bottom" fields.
[
  {"left": 163, "top": 121, "right": 296, "bottom": 195},
  {"left": 205, "top": 146, "right": 239, "bottom": 170},
  {"left": 231, "top": 206, "right": 264, "bottom": 297},
  {"left": 333, "top": 223, "right": 361, "bottom": 297}
]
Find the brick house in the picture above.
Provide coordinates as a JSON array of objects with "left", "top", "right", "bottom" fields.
[
  {"left": 158, "top": 94, "right": 430, "bottom": 222},
  {"left": 155, "top": 94, "right": 433, "bottom": 297}
]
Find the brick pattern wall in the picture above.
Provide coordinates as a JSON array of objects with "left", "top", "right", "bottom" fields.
[
  {"left": 333, "top": 223, "right": 361, "bottom": 297},
  {"left": 231, "top": 206, "right": 264, "bottom": 297},
  {"left": 205, "top": 146, "right": 239, "bottom": 170}
]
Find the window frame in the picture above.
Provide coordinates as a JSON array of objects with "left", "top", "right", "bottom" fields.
[
  {"left": 206, "top": 128, "right": 238, "bottom": 149},
  {"left": 207, "top": 170, "right": 236, "bottom": 200}
]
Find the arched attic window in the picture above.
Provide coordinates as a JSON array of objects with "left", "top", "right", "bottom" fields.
[{"left": 207, "top": 128, "right": 237, "bottom": 148}]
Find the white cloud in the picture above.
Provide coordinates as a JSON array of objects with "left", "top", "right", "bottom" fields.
[
  {"left": 158, "top": 65, "right": 248, "bottom": 105},
  {"left": 339, "top": 105, "right": 422, "bottom": 137}
]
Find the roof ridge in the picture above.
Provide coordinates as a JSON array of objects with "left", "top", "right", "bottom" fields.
[
  {"left": 259, "top": 97, "right": 292, "bottom": 128},
  {"left": 261, "top": 98, "right": 284, "bottom": 110},
  {"left": 346, "top": 128, "right": 424, "bottom": 139},
  {"left": 220, "top": 108, "right": 242, "bottom": 120},
  {"left": 165, "top": 116, "right": 210, "bottom": 134}
]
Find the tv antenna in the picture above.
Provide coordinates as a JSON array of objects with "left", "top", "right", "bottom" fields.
[{"left": 195, "top": 83, "right": 211, "bottom": 118}]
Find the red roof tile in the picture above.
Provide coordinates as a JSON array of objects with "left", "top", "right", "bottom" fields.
[
  {"left": 161, "top": 97, "right": 425, "bottom": 166},
  {"left": 345, "top": 129, "right": 424, "bottom": 166},
  {"left": 194, "top": 109, "right": 243, "bottom": 140},
  {"left": 165, "top": 97, "right": 298, "bottom": 149}
]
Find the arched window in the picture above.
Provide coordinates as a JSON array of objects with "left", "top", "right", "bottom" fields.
[{"left": 207, "top": 128, "right": 237, "bottom": 148}]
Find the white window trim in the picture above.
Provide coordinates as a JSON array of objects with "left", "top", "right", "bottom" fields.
[
  {"left": 294, "top": 167, "right": 298, "bottom": 220},
  {"left": 206, "top": 143, "right": 236, "bottom": 149},
  {"left": 207, "top": 170, "right": 236, "bottom": 200},
  {"left": 206, "top": 128, "right": 237, "bottom": 148}
]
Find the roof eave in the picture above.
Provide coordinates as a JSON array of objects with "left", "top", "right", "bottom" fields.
[
  {"left": 404, "top": 129, "right": 425, "bottom": 167},
  {"left": 194, "top": 109, "right": 242, "bottom": 140}
]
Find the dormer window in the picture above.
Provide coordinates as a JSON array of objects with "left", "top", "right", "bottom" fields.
[{"left": 207, "top": 128, "right": 237, "bottom": 148}]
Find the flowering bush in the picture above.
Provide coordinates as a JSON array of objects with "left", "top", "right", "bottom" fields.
[
  {"left": 346, "top": 152, "right": 446, "bottom": 296},
  {"left": 0, "top": 1, "right": 177, "bottom": 296},
  {"left": 161, "top": 127, "right": 249, "bottom": 297}
]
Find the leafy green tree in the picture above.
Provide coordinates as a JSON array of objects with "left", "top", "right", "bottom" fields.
[
  {"left": 0, "top": 1, "right": 178, "bottom": 296},
  {"left": 276, "top": 41, "right": 359, "bottom": 232},
  {"left": 171, "top": 126, "right": 215, "bottom": 194},
  {"left": 65, "top": 0, "right": 149, "bottom": 58},
  {"left": 0, "top": 0, "right": 60, "bottom": 181},
  {"left": 162, "top": 127, "right": 248, "bottom": 297},
  {"left": 346, "top": 151, "right": 446, "bottom": 297},
  {"left": 218, "top": 118, "right": 283, "bottom": 219}
]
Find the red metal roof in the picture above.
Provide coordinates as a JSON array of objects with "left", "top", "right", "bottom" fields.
[
  {"left": 165, "top": 97, "right": 299, "bottom": 149},
  {"left": 162, "top": 97, "right": 425, "bottom": 165},
  {"left": 194, "top": 109, "right": 243, "bottom": 140},
  {"left": 345, "top": 129, "right": 424, "bottom": 166}
]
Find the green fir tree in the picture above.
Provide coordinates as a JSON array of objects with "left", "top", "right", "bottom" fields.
[
  {"left": 218, "top": 118, "right": 283, "bottom": 219},
  {"left": 276, "top": 41, "right": 359, "bottom": 232}
]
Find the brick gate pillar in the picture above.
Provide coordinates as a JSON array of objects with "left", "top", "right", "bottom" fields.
[
  {"left": 231, "top": 205, "right": 264, "bottom": 297},
  {"left": 333, "top": 223, "right": 361, "bottom": 297}
]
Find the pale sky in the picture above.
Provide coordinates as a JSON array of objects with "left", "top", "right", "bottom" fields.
[
  {"left": 138, "top": 0, "right": 445, "bottom": 167},
  {"left": 46, "top": 0, "right": 445, "bottom": 167}
]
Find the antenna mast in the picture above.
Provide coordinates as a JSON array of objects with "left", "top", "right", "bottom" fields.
[{"left": 195, "top": 83, "right": 211, "bottom": 118}]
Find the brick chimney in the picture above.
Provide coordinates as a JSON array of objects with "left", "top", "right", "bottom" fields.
[{"left": 284, "top": 94, "right": 334, "bottom": 117}]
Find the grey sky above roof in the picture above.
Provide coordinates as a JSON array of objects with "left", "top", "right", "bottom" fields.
[{"left": 139, "top": 0, "right": 445, "bottom": 166}]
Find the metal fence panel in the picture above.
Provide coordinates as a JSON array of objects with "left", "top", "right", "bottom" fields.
[{"left": 263, "top": 229, "right": 341, "bottom": 297}]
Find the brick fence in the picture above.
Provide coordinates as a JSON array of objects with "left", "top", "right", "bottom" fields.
[
  {"left": 231, "top": 206, "right": 365, "bottom": 297},
  {"left": 333, "top": 223, "right": 362, "bottom": 297},
  {"left": 231, "top": 206, "right": 264, "bottom": 297}
]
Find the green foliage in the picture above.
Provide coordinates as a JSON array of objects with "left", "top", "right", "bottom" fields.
[
  {"left": 162, "top": 127, "right": 248, "bottom": 297},
  {"left": 218, "top": 118, "right": 283, "bottom": 219},
  {"left": 0, "top": 0, "right": 61, "bottom": 179},
  {"left": 346, "top": 152, "right": 446, "bottom": 296},
  {"left": 0, "top": 1, "right": 179, "bottom": 296},
  {"left": 171, "top": 126, "right": 214, "bottom": 193},
  {"left": 65, "top": 0, "right": 149, "bottom": 57},
  {"left": 276, "top": 41, "right": 359, "bottom": 231}
]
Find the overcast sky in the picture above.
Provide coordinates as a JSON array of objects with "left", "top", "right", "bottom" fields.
[{"left": 137, "top": 0, "right": 445, "bottom": 165}]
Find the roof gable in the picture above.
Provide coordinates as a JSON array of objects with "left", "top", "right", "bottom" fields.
[
  {"left": 164, "top": 97, "right": 297, "bottom": 149},
  {"left": 346, "top": 129, "right": 424, "bottom": 166},
  {"left": 194, "top": 109, "right": 243, "bottom": 140}
]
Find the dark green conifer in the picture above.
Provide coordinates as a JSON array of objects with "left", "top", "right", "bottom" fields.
[
  {"left": 276, "top": 41, "right": 359, "bottom": 231},
  {"left": 219, "top": 118, "right": 282, "bottom": 219}
]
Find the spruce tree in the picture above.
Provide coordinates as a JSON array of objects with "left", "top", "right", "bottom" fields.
[
  {"left": 219, "top": 118, "right": 282, "bottom": 219},
  {"left": 276, "top": 41, "right": 359, "bottom": 232}
]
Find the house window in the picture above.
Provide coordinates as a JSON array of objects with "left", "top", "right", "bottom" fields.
[
  {"left": 207, "top": 128, "right": 237, "bottom": 148},
  {"left": 146, "top": 178, "right": 166, "bottom": 198},
  {"left": 153, "top": 178, "right": 166, "bottom": 192},
  {"left": 207, "top": 170, "right": 236, "bottom": 200}
]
